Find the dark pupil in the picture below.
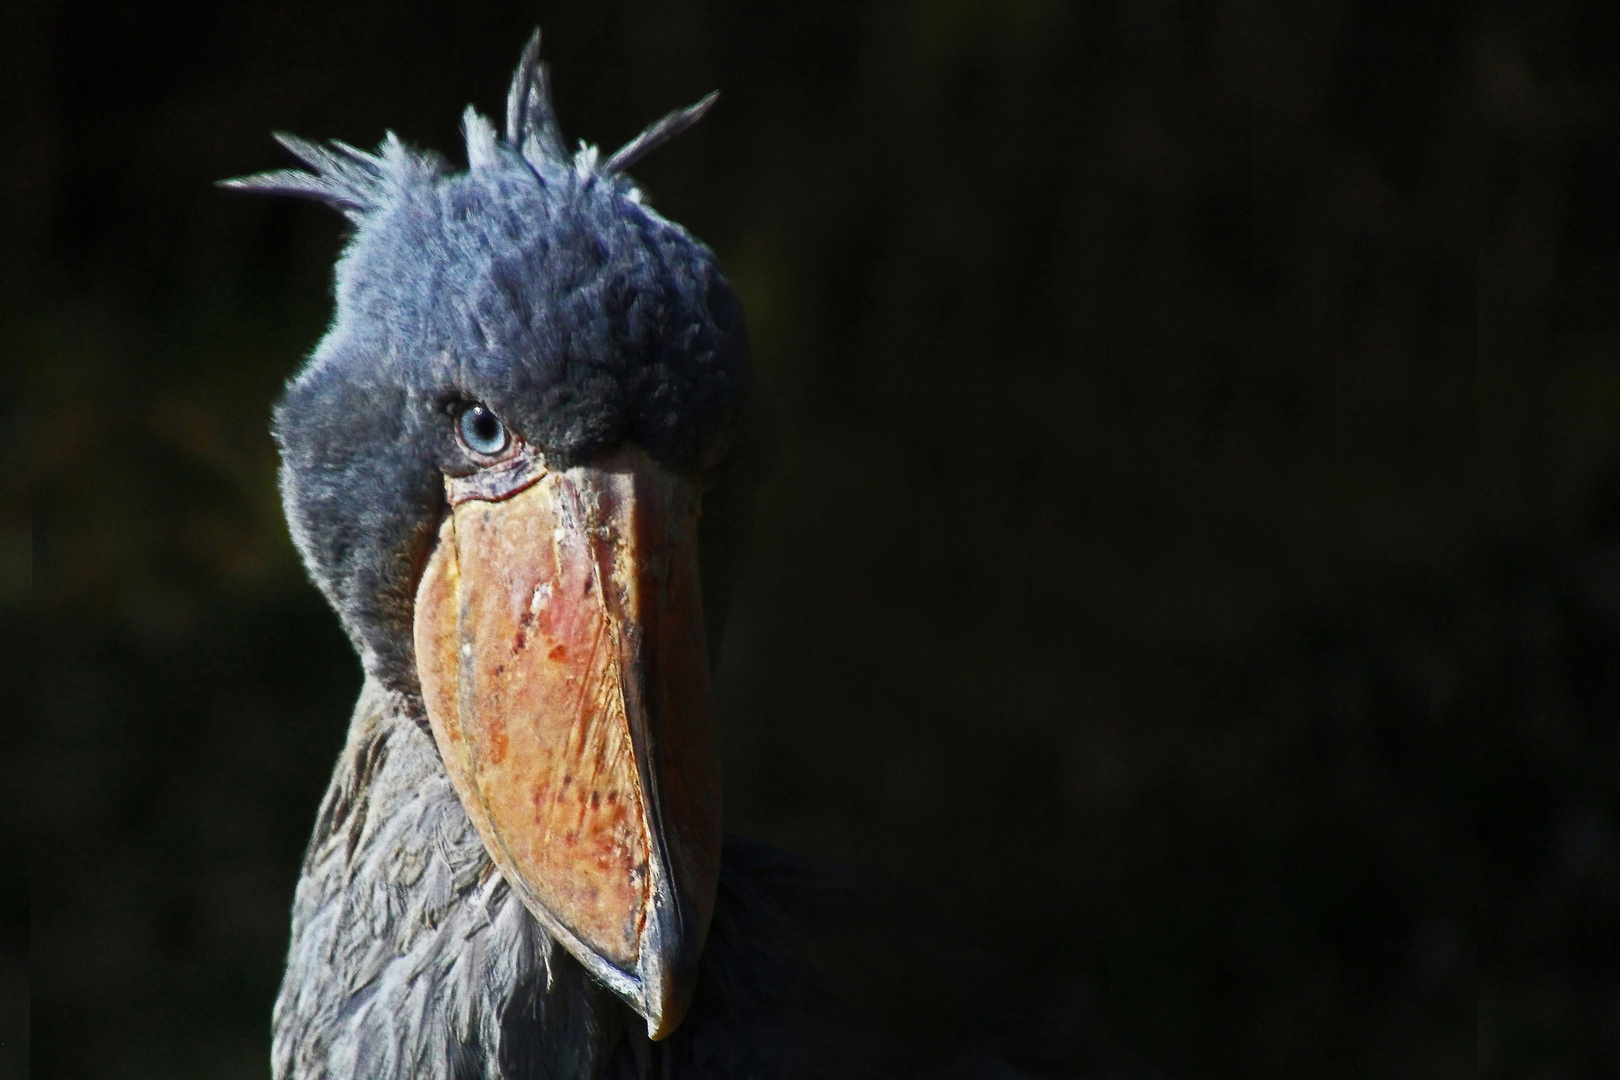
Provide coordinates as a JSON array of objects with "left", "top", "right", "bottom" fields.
[{"left": 461, "top": 406, "right": 505, "bottom": 453}]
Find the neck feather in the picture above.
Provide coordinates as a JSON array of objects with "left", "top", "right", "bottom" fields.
[{"left": 272, "top": 679, "right": 629, "bottom": 1080}]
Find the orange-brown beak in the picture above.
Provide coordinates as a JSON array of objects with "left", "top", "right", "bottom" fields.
[{"left": 413, "top": 445, "right": 721, "bottom": 1039}]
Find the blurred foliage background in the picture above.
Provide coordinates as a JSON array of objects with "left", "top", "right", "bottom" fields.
[{"left": 15, "top": 0, "right": 1620, "bottom": 1077}]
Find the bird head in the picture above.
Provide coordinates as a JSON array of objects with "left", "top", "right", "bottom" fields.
[{"left": 225, "top": 33, "right": 755, "bottom": 1040}]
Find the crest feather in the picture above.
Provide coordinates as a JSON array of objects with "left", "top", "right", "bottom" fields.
[
  {"left": 220, "top": 133, "right": 391, "bottom": 220},
  {"left": 221, "top": 29, "right": 720, "bottom": 215},
  {"left": 463, "top": 106, "right": 500, "bottom": 170},
  {"left": 602, "top": 92, "right": 718, "bottom": 177},
  {"left": 505, "top": 30, "right": 567, "bottom": 174}
]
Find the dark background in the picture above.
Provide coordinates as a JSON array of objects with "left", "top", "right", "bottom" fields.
[{"left": 15, "top": 1, "right": 1620, "bottom": 1077}]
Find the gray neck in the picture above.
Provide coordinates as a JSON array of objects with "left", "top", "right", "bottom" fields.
[{"left": 272, "top": 679, "right": 640, "bottom": 1080}]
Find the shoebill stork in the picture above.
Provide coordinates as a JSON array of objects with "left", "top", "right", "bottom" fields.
[{"left": 225, "top": 35, "right": 806, "bottom": 1080}]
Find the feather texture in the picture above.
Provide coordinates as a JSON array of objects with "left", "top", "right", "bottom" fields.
[
  {"left": 278, "top": 681, "right": 824, "bottom": 1079},
  {"left": 223, "top": 28, "right": 716, "bottom": 219},
  {"left": 221, "top": 133, "right": 390, "bottom": 220},
  {"left": 506, "top": 30, "right": 568, "bottom": 171},
  {"left": 602, "top": 94, "right": 718, "bottom": 177}
]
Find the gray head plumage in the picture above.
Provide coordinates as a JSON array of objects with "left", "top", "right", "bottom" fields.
[{"left": 221, "top": 31, "right": 750, "bottom": 697}]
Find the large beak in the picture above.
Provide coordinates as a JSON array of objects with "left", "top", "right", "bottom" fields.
[{"left": 413, "top": 445, "right": 722, "bottom": 1039}]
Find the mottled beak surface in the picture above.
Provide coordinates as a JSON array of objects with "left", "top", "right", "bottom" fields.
[{"left": 413, "top": 446, "right": 722, "bottom": 1039}]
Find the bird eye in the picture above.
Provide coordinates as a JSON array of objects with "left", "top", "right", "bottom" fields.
[{"left": 457, "top": 404, "right": 510, "bottom": 457}]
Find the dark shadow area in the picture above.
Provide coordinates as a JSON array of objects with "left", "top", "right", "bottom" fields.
[{"left": 15, "top": 1, "right": 1620, "bottom": 1077}]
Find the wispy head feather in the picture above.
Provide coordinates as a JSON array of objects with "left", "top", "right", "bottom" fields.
[
  {"left": 602, "top": 92, "right": 718, "bottom": 176},
  {"left": 219, "top": 129, "right": 439, "bottom": 221},
  {"left": 221, "top": 29, "right": 716, "bottom": 216},
  {"left": 505, "top": 30, "right": 568, "bottom": 172}
]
